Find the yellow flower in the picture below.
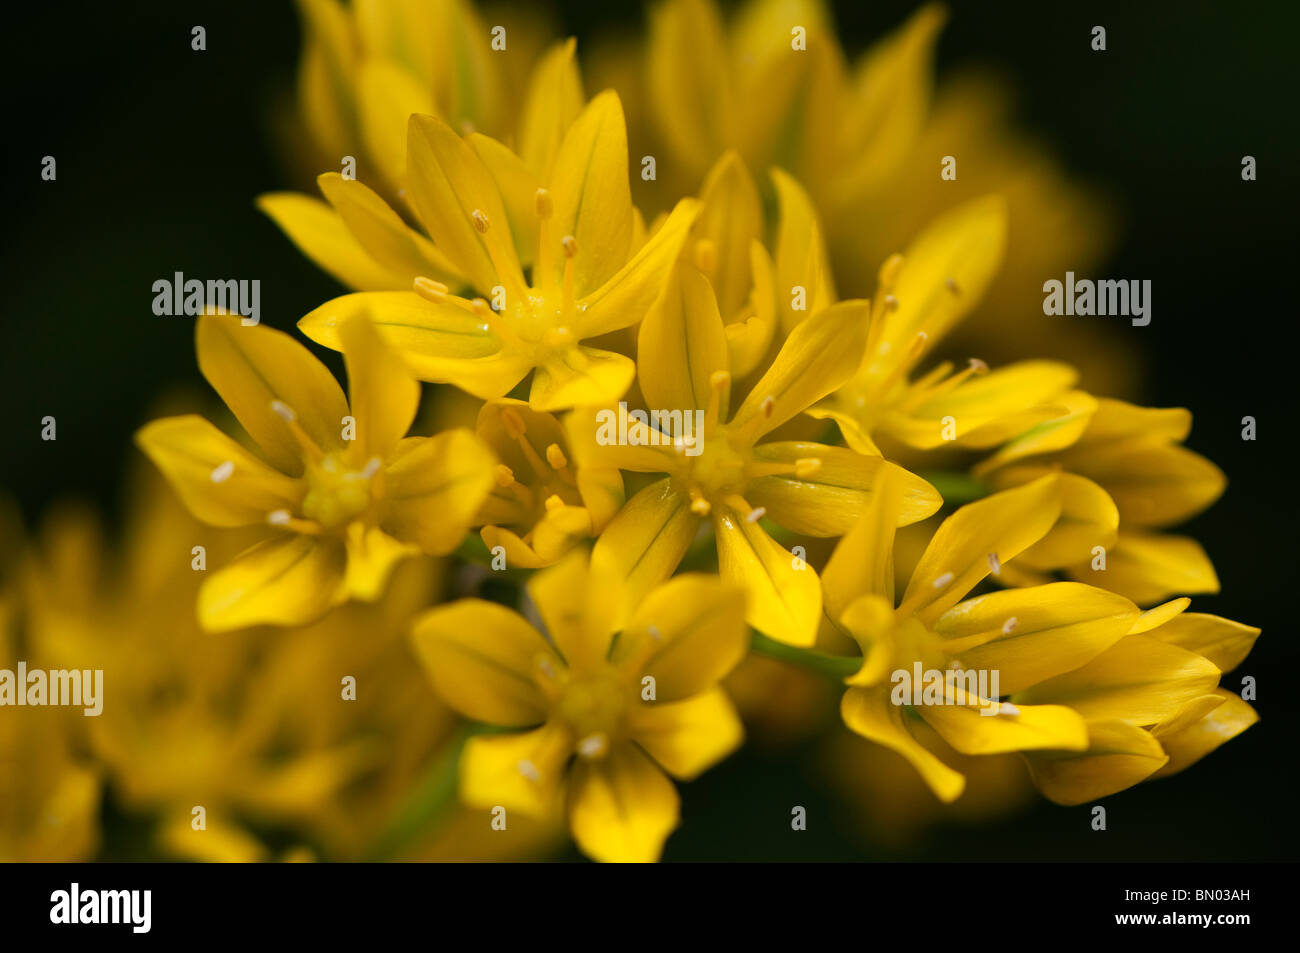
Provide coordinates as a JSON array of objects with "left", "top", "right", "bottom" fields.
[
  {"left": 1017, "top": 604, "right": 1259, "bottom": 805},
  {"left": 136, "top": 313, "right": 493, "bottom": 630},
  {"left": 289, "top": 94, "right": 699, "bottom": 410},
  {"left": 826, "top": 469, "right": 1256, "bottom": 804},
  {"left": 569, "top": 262, "right": 941, "bottom": 646},
  {"left": 474, "top": 399, "right": 624, "bottom": 568},
  {"left": 410, "top": 552, "right": 749, "bottom": 862},
  {"left": 812, "top": 196, "right": 1077, "bottom": 457},
  {"left": 286, "top": 0, "right": 561, "bottom": 198},
  {"left": 975, "top": 396, "right": 1227, "bottom": 604}
]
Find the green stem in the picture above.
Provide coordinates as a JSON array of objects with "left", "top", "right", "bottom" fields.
[
  {"left": 365, "top": 725, "right": 472, "bottom": 861},
  {"left": 750, "top": 630, "right": 861, "bottom": 680},
  {"left": 916, "top": 470, "right": 990, "bottom": 506}
]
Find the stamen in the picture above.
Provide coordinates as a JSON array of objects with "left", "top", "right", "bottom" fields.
[
  {"left": 794, "top": 457, "right": 822, "bottom": 479},
  {"left": 544, "top": 494, "right": 566, "bottom": 514},
  {"left": 265, "top": 510, "right": 320, "bottom": 534},
  {"left": 471, "top": 209, "right": 490, "bottom": 233},
  {"left": 688, "top": 486, "right": 712, "bottom": 516},
  {"left": 761, "top": 395, "right": 776, "bottom": 418},
  {"left": 704, "top": 370, "right": 731, "bottom": 433},
  {"left": 932, "top": 571, "right": 955, "bottom": 589},
  {"left": 535, "top": 190, "right": 555, "bottom": 296},
  {"left": 988, "top": 552, "right": 1002, "bottom": 575},
  {"left": 517, "top": 759, "right": 541, "bottom": 782},
  {"left": 968, "top": 357, "right": 989, "bottom": 374},
  {"left": 577, "top": 732, "right": 608, "bottom": 759},
  {"left": 210, "top": 461, "right": 234, "bottom": 484},
  {"left": 648, "top": 625, "right": 662, "bottom": 642},
  {"left": 545, "top": 442, "right": 568, "bottom": 470},
  {"left": 361, "top": 456, "right": 382, "bottom": 479},
  {"left": 877, "top": 253, "right": 904, "bottom": 291},
  {"left": 494, "top": 464, "right": 517, "bottom": 488},
  {"left": 884, "top": 294, "right": 899, "bottom": 311},
  {"left": 268, "top": 509, "right": 291, "bottom": 526},
  {"left": 533, "top": 189, "right": 553, "bottom": 220},
  {"left": 725, "top": 494, "right": 763, "bottom": 524},
  {"left": 269, "top": 399, "right": 324, "bottom": 462},
  {"left": 746, "top": 506, "right": 767, "bottom": 523},
  {"left": 1002, "top": 617, "right": 1019, "bottom": 635},
  {"left": 560, "top": 235, "right": 578, "bottom": 314},
  {"left": 542, "top": 326, "right": 573, "bottom": 349},
  {"left": 945, "top": 277, "right": 961, "bottom": 294},
  {"left": 270, "top": 400, "right": 296, "bottom": 423},
  {"left": 998, "top": 702, "right": 1021, "bottom": 716},
  {"left": 414, "top": 277, "right": 449, "bottom": 304}
]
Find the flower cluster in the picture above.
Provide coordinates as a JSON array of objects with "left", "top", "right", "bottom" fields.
[{"left": 6, "top": 0, "right": 1256, "bottom": 865}]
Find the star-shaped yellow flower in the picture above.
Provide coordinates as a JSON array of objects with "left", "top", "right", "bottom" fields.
[
  {"left": 411, "top": 551, "right": 748, "bottom": 862},
  {"left": 570, "top": 262, "right": 941, "bottom": 646},
  {"left": 136, "top": 313, "right": 493, "bottom": 630},
  {"left": 292, "top": 91, "right": 699, "bottom": 411}
]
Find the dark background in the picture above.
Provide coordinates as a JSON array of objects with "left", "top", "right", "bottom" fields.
[{"left": 3, "top": 0, "right": 1296, "bottom": 860}]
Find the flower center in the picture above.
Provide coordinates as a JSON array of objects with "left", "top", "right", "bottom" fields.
[
  {"left": 300, "top": 453, "right": 381, "bottom": 530},
  {"left": 554, "top": 672, "right": 631, "bottom": 759}
]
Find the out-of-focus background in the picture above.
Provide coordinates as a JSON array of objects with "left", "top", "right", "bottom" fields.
[{"left": 3, "top": 0, "right": 1297, "bottom": 859}]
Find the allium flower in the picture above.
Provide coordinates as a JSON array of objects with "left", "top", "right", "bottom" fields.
[
  {"left": 571, "top": 263, "right": 940, "bottom": 646},
  {"left": 136, "top": 314, "right": 493, "bottom": 630},
  {"left": 975, "top": 395, "right": 1227, "bottom": 603},
  {"left": 812, "top": 197, "right": 1077, "bottom": 456},
  {"left": 474, "top": 398, "right": 624, "bottom": 567},
  {"left": 825, "top": 469, "right": 1255, "bottom": 803},
  {"left": 410, "top": 551, "right": 748, "bottom": 862},
  {"left": 290, "top": 93, "right": 699, "bottom": 410}
]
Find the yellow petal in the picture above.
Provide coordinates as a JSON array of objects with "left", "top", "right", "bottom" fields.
[
  {"left": 337, "top": 315, "right": 419, "bottom": 460},
  {"left": 468, "top": 132, "right": 541, "bottom": 267},
  {"left": 410, "top": 598, "right": 556, "bottom": 726},
  {"left": 256, "top": 192, "right": 409, "bottom": 291},
  {"left": 317, "top": 172, "right": 460, "bottom": 286},
  {"left": 1063, "top": 440, "right": 1226, "bottom": 529},
  {"left": 1067, "top": 531, "right": 1219, "bottom": 605},
  {"left": 134, "top": 416, "right": 301, "bottom": 527},
  {"left": 921, "top": 698, "right": 1088, "bottom": 756},
  {"left": 382, "top": 429, "right": 495, "bottom": 554},
  {"left": 518, "top": 37, "right": 584, "bottom": 181},
  {"left": 1024, "top": 719, "right": 1169, "bottom": 806},
  {"left": 694, "top": 152, "right": 763, "bottom": 320},
  {"left": 730, "top": 299, "right": 870, "bottom": 438},
  {"left": 875, "top": 195, "right": 1007, "bottom": 357},
  {"left": 529, "top": 345, "right": 636, "bottom": 411},
  {"left": 197, "top": 314, "right": 349, "bottom": 476},
  {"left": 342, "top": 523, "right": 418, "bottom": 601},
  {"left": 746, "top": 443, "right": 940, "bottom": 537},
  {"left": 1146, "top": 612, "right": 1260, "bottom": 673},
  {"left": 630, "top": 688, "right": 744, "bottom": 780},
  {"left": 821, "top": 467, "right": 903, "bottom": 619},
  {"left": 525, "top": 549, "right": 614, "bottom": 672},
  {"left": 885, "top": 361, "right": 1078, "bottom": 450},
  {"left": 568, "top": 743, "right": 680, "bottom": 863},
  {"left": 1015, "top": 634, "right": 1221, "bottom": 726},
  {"left": 804, "top": 405, "right": 883, "bottom": 456},
  {"left": 613, "top": 575, "right": 749, "bottom": 701},
  {"left": 459, "top": 721, "right": 573, "bottom": 815},
  {"left": 545, "top": 90, "right": 634, "bottom": 296},
  {"left": 565, "top": 406, "right": 687, "bottom": 476},
  {"left": 900, "top": 475, "right": 1061, "bottom": 625},
  {"left": 1126, "top": 597, "right": 1191, "bottom": 634},
  {"left": 646, "top": 0, "right": 729, "bottom": 176},
  {"left": 198, "top": 534, "right": 346, "bottom": 631},
  {"left": 637, "top": 262, "right": 729, "bottom": 415},
  {"left": 935, "top": 583, "right": 1140, "bottom": 694},
  {"left": 840, "top": 686, "right": 965, "bottom": 802},
  {"left": 714, "top": 504, "right": 821, "bottom": 646},
  {"left": 590, "top": 479, "right": 700, "bottom": 631},
  {"left": 772, "top": 167, "right": 836, "bottom": 333},
  {"left": 575, "top": 198, "right": 700, "bottom": 339},
  {"left": 725, "top": 241, "right": 778, "bottom": 378},
  {"left": 1015, "top": 473, "right": 1119, "bottom": 570},
  {"left": 300, "top": 292, "right": 529, "bottom": 398},
  {"left": 974, "top": 390, "right": 1100, "bottom": 477},
  {"left": 354, "top": 60, "right": 434, "bottom": 193},
  {"left": 406, "top": 113, "right": 525, "bottom": 297},
  {"left": 1151, "top": 690, "right": 1258, "bottom": 779},
  {"left": 1081, "top": 398, "right": 1191, "bottom": 444}
]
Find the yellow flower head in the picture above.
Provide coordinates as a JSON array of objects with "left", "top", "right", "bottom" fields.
[
  {"left": 285, "top": 92, "right": 699, "bottom": 411},
  {"left": 136, "top": 313, "right": 494, "bottom": 630},
  {"left": 826, "top": 469, "right": 1255, "bottom": 805},
  {"left": 572, "top": 262, "right": 940, "bottom": 646},
  {"left": 411, "top": 551, "right": 748, "bottom": 862}
]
